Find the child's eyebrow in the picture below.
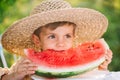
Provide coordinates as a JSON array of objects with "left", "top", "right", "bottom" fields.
[
  {"left": 44, "top": 32, "right": 55, "bottom": 35},
  {"left": 65, "top": 33, "right": 73, "bottom": 35}
]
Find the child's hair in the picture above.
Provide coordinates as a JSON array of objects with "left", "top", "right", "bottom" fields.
[{"left": 33, "top": 21, "right": 76, "bottom": 38}]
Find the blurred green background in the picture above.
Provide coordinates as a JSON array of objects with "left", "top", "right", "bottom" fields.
[{"left": 0, "top": 0, "right": 120, "bottom": 71}]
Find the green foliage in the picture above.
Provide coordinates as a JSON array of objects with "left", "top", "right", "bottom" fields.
[
  {"left": 0, "top": 0, "right": 120, "bottom": 71},
  {"left": 100, "top": 1, "right": 120, "bottom": 71},
  {"left": 0, "top": 58, "right": 3, "bottom": 67},
  {"left": 0, "top": 0, "right": 16, "bottom": 34}
]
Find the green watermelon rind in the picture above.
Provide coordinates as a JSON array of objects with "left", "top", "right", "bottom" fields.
[
  {"left": 35, "top": 56, "right": 105, "bottom": 78},
  {"left": 35, "top": 68, "right": 92, "bottom": 78}
]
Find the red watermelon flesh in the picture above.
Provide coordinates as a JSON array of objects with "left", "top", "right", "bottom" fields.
[{"left": 24, "top": 39, "right": 108, "bottom": 68}]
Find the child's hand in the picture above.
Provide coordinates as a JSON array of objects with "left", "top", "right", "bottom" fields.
[
  {"left": 2, "top": 57, "right": 38, "bottom": 80},
  {"left": 98, "top": 49, "right": 112, "bottom": 70}
]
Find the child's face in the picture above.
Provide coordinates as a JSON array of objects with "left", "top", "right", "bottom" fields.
[{"left": 38, "top": 25, "right": 74, "bottom": 51}]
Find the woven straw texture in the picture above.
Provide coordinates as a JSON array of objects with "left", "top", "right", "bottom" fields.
[{"left": 1, "top": 0, "right": 108, "bottom": 56}]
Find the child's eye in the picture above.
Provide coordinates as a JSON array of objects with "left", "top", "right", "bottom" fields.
[
  {"left": 65, "top": 34, "right": 72, "bottom": 38},
  {"left": 48, "top": 35, "right": 55, "bottom": 39}
]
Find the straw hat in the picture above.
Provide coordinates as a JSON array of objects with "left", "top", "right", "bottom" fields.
[{"left": 1, "top": 0, "right": 108, "bottom": 56}]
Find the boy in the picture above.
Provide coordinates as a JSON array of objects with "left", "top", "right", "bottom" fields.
[{"left": 1, "top": 0, "right": 112, "bottom": 80}]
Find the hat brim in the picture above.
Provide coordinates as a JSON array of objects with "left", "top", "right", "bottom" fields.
[{"left": 1, "top": 8, "right": 108, "bottom": 56}]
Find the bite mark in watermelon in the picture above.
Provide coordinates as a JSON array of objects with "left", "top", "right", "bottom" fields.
[{"left": 24, "top": 39, "right": 109, "bottom": 78}]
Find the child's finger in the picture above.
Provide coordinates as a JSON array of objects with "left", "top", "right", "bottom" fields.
[
  {"left": 18, "top": 66, "right": 37, "bottom": 72},
  {"left": 98, "top": 62, "right": 108, "bottom": 70},
  {"left": 106, "top": 50, "right": 112, "bottom": 58},
  {"left": 20, "top": 59, "right": 38, "bottom": 67},
  {"left": 20, "top": 58, "right": 32, "bottom": 64},
  {"left": 28, "top": 66, "right": 38, "bottom": 70},
  {"left": 17, "top": 67, "right": 27, "bottom": 72},
  {"left": 108, "top": 51, "right": 112, "bottom": 59},
  {"left": 17, "top": 63, "right": 37, "bottom": 71},
  {"left": 17, "top": 58, "right": 37, "bottom": 67},
  {"left": 105, "top": 50, "right": 112, "bottom": 64},
  {"left": 23, "top": 70, "right": 35, "bottom": 75},
  {"left": 20, "top": 63, "right": 38, "bottom": 69}
]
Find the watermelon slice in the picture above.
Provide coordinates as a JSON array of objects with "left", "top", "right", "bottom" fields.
[{"left": 24, "top": 39, "right": 109, "bottom": 78}]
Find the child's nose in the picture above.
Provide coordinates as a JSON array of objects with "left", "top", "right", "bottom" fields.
[
  {"left": 57, "top": 38, "right": 65, "bottom": 47},
  {"left": 57, "top": 43, "right": 64, "bottom": 47}
]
